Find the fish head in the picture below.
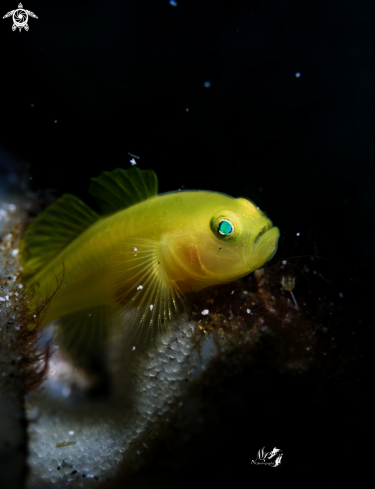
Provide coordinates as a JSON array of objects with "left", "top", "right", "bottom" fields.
[{"left": 165, "top": 192, "right": 279, "bottom": 292}]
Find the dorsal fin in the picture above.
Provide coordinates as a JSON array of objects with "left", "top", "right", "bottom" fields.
[
  {"left": 89, "top": 167, "right": 158, "bottom": 215},
  {"left": 20, "top": 194, "right": 99, "bottom": 279}
]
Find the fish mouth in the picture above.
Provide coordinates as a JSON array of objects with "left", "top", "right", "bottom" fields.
[
  {"left": 246, "top": 221, "right": 280, "bottom": 268},
  {"left": 252, "top": 222, "right": 274, "bottom": 251}
]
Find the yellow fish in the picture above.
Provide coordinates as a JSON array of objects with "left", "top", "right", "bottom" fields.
[{"left": 20, "top": 167, "right": 279, "bottom": 354}]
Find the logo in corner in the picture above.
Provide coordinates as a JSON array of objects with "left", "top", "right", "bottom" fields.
[
  {"left": 3, "top": 3, "right": 38, "bottom": 32},
  {"left": 251, "top": 447, "right": 283, "bottom": 467}
]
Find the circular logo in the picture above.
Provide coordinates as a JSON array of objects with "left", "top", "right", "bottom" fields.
[{"left": 12, "top": 8, "right": 28, "bottom": 28}]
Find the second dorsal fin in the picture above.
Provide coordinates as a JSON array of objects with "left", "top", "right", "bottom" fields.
[
  {"left": 20, "top": 194, "right": 99, "bottom": 279},
  {"left": 89, "top": 167, "right": 158, "bottom": 215}
]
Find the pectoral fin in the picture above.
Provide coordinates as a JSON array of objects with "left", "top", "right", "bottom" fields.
[{"left": 109, "top": 238, "right": 185, "bottom": 343}]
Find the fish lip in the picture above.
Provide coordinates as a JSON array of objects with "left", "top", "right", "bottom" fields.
[{"left": 252, "top": 222, "right": 274, "bottom": 252}]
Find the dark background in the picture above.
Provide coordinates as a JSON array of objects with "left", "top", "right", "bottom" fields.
[
  {"left": 1, "top": 0, "right": 374, "bottom": 269},
  {"left": 0, "top": 0, "right": 373, "bottom": 483}
]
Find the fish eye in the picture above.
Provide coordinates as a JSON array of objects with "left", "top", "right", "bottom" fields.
[
  {"left": 210, "top": 211, "right": 241, "bottom": 241},
  {"left": 218, "top": 220, "right": 233, "bottom": 236}
]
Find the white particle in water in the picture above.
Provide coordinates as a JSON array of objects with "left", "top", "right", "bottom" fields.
[
  {"left": 11, "top": 249, "right": 19, "bottom": 256},
  {"left": 203, "top": 81, "right": 211, "bottom": 88},
  {"left": 132, "top": 346, "right": 136, "bottom": 351},
  {"left": 201, "top": 309, "right": 209, "bottom": 315},
  {"left": 18, "top": 284, "right": 23, "bottom": 289},
  {"left": 0, "top": 297, "right": 5, "bottom": 302},
  {"left": 339, "top": 292, "right": 344, "bottom": 298},
  {"left": 134, "top": 247, "right": 138, "bottom": 251},
  {"left": 150, "top": 305, "right": 153, "bottom": 311},
  {"left": 137, "top": 285, "right": 143, "bottom": 290},
  {"left": 130, "top": 158, "right": 137, "bottom": 166},
  {"left": 296, "top": 232, "right": 300, "bottom": 236},
  {"left": 246, "top": 309, "right": 251, "bottom": 314},
  {"left": 295, "top": 72, "right": 301, "bottom": 78},
  {"left": 170, "top": 0, "right": 178, "bottom": 5},
  {"left": 69, "top": 431, "right": 74, "bottom": 435}
]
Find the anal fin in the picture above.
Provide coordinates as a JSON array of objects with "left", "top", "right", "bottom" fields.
[{"left": 55, "top": 304, "right": 113, "bottom": 360}]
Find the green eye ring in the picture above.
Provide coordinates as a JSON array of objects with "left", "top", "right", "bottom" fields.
[{"left": 218, "top": 220, "right": 233, "bottom": 236}]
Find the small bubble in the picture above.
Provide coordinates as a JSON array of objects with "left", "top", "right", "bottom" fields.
[
  {"left": 203, "top": 81, "right": 211, "bottom": 88},
  {"left": 246, "top": 309, "right": 251, "bottom": 314},
  {"left": 132, "top": 346, "right": 136, "bottom": 351},
  {"left": 170, "top": 0, "right": 178, "bottom": 5},
  {"left": 295, "top": 72, "right": 301, "bottom": 78},
  {"left": 296, "top": 232, "right": 300, "bottom": 236}
]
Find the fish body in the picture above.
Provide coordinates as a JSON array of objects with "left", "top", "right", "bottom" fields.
[{"left": 21, "top": 168, "right": 279, "bottom": 351}]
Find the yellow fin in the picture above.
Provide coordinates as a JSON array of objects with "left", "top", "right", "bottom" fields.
[
  {"left": 110, "top": 239, "right": 185, "bottom": 343},
  {"left": 55, "top": 305, "right": 113, "bottom": 359},
  {"left": 20, "top": 195, "right": 99, "bottom": 279},
  {"left": 89, "top": 167, "right": 158, "bottom": 215}
]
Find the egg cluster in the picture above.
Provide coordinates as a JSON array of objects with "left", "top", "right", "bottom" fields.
[{"left": 26, "top": 317, "right": 198, "bottom": 487}]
